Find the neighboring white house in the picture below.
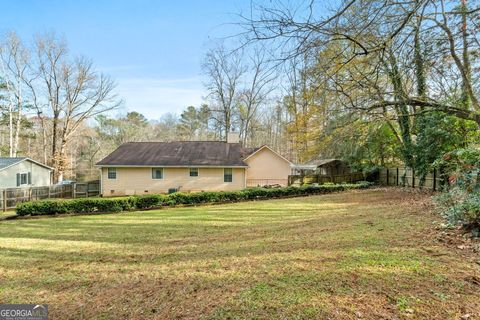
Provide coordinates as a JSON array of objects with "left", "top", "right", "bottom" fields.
[{"left": 0, "top": 157, "right": 52, "bottom": 189}]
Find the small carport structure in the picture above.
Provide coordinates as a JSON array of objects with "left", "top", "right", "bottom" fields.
[
  {"left": 306, "top": 159, "right": 350, "bottom": 175},
  {"left": 293, "top": 159, "right": 350, "bottom": 176}
]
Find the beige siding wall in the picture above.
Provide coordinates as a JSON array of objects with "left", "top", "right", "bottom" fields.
[
  {"left": 245, "top": 148, "right": 292, "bottom": 186},
  {"left": 101, "top": 167, "right": 246, "bottom": 196},
  {"left": 0, "top": 160, "right": 51, "bottom": 189}
]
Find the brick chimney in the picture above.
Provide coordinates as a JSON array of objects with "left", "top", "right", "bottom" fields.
[{"left": 226, "top": 132, "right": 240, "bottom": 144}]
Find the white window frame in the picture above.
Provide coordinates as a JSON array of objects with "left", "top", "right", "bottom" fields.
[
  {"left": 189, "top": 167, "right": 199, "bottom": 177},
  {"left": 16, "top": 172, "right": 31, "bottom": 186},
  {"left": 20, "top": 173, "right": 28, "bottom": 185},
  {"left": 152, "top": 167, "right": 164, "bottom": 180},
  {"left": 107, "top": 167, "right": 117, "bottom": 180},
  {"left": 224, "top": 168, "right": 233, "bottom": 183}
]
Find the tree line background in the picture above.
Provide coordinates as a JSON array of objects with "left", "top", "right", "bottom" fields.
[{"left": 0, "top": 0, "right": 479, "bottom": 183}]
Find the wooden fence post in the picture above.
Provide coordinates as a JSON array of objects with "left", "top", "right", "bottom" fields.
[
  {"left": 433, "top": 168, "right": 437, "bottom": 191},
  {"left": 396, "top": 168, "right": 399, "bottom": 186},
  {"left": 2, "top": 190, "right": 6, "bottom": 212},
  {"left": 386, "top": 168, "right": 389, "bottom": 186}
]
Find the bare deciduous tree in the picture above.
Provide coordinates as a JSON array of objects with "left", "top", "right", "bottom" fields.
[
  {"left": 0, "top": 32, "right": 31, "bottom": 157},
  {"left": 202, "top": 44, "right": 246, "bottom": 139},
  {"left": 240, "top": 0, "right": 480, "bottom": 125},
  {"left": 237, "top": 47, "right": 275, "bottom": 145},
  {"left": 0, "top": 33, "right": 121, "bottom": 181}
]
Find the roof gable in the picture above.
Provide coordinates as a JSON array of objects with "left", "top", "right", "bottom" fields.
[
  {"left": 96, "top": 141, "right": 253, "bottom": 167},
  {"left": 243, "top": 145, "right": 293, "bottom": 165},
  {"left": 0, "top": 157, "right": 27, "bottom": 171},
  {"left": 0, "top": 157, "right": 53, "bottom": 171}
]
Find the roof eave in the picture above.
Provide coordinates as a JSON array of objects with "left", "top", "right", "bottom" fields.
[
  {"left": 95, "top": 164, "right": 249, "bottom": 168},
  {"left": 0, "top": 157, "right": 53, "bottom": 172}
]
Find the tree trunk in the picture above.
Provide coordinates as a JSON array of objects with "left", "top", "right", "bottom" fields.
[
  {"left": 8, "top": 102, "right": 13, "bottom": 157},
  {"left": 414, "top": 17, "right": 426, "bottom": 99},
  {"left": 387, "top": 52, "right": 414, "bottom": 167},
  {"left": 12, "top": 92, "right": 22, "bottom": 157},
  {"left": 51, "top": 111, "right": 60, "bottom": 179},
  {"left": 461, "top": 0, "right": 471, "bottom": 109},
  {"left": 39, "top": 114, "right": 48, "bottom": 164}
]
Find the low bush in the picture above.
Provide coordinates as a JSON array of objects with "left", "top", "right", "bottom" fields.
[
  {"left": 16, "top": 181, "right": 372, "bottom": 216},
  {"left": 136, "top": 194, "right": 165, "bottom": 209},
  {"left": 433, "top": 147, "right": 480, "bottom": 232},
  {"left": 435, "top": 191, "right": 480, "bottom": 230},
  {"left": 16, "top": 197, "right": 138, "bottom": 216}
]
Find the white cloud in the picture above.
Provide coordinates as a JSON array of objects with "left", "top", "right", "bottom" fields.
[{"left": 115, "top": 77, "right": 205, "bottom": 119}]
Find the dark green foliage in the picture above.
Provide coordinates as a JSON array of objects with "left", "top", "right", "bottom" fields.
[
  {"left": 435, "top": 191, "right": 480, "bottom": 228},
  {"left": 433, "top": 147, "right": 480, "bottom": 229},
  {"left": 320, "top": 118, "right": 400, "bottom": 173},
  {"left": 136, "top": 194, "right": 166, "bottom": 209},
  {"left": 412, "top": 113, "right": 475, "bottom": 183},
  {"left": 16, "top": 197, "right": 139, "bottom": 216},
  {"left": 16, "top": 182, "right": 372, "bottom": 216}
]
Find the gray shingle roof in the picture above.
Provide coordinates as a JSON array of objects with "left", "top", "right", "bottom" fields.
[
  {"left": 96, "top": 142, "right": 259, "bottom": 167},
  {"left": 0, "top": 157, "right": 27, "bottom": 171}
]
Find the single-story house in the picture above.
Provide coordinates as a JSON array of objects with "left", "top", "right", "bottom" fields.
[
  {"left": 96, "top": 134, "right": 293, "bottom": 196},
  {"left": 293, "top": 159, "right": 350, "bottom": 176},
  {"left": 0, "top": 157, "right": 52, "bottom": 189}
]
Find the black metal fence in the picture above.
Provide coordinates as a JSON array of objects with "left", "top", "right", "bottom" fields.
[
  {"left": 1, "top": 181, "right": 100, "bottom": 212},
  {"left": 378, "top": 168, "right": 444, "bottom": 190},
  {"left": 288, "top": 168, "right": 445, "bottom": 191}
]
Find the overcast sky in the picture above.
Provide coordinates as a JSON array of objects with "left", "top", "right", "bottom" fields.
[{"left": 0, "top": 0, "right": 253, "bottom": 119}]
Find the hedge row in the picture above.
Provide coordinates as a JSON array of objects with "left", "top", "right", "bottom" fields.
[{"left": 16, "top": 182, "right": 372, "bottom": 216}]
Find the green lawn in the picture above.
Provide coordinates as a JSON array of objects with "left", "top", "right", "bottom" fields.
[
  {"left": 0, "top": 209, "right": 16, "bottom": 219},
  {"left": 0, "top": 189, "right": 479, "bottom": 319}
]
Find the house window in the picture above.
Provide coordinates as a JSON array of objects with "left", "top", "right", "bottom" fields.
[
  {"left": 21, "top": 173, "right": 27, "bottom": 185},
  {"left": 152, "top": 168, "right": 163, "bottom": 179},
  {"left": 108, "top": 168, "right": 117, "bottom": 179},
  {"left": 224, "top": 168, "right": 233, "bottom": 182},
  {"left": 189, "top": 168, "right": 198, "bottom": 177},
  {"left": 16, "top": 172, "right": 31, "bottom": 186}
]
